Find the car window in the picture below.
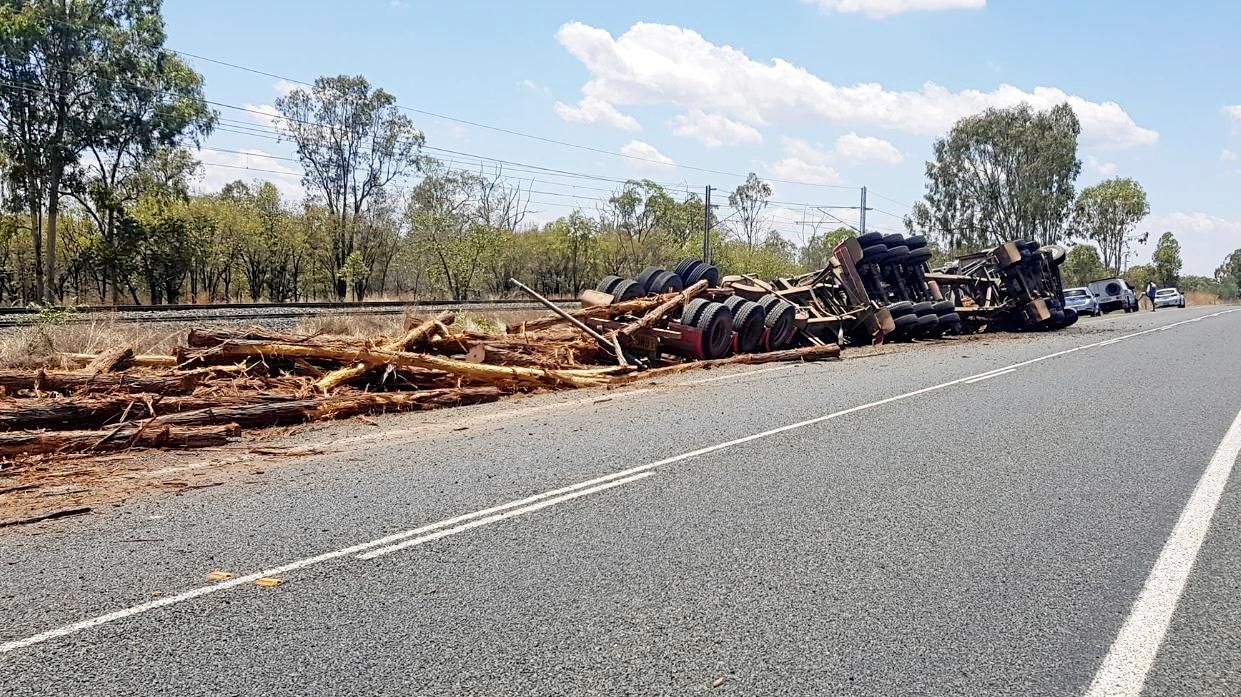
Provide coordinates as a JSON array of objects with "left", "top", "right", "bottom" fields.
[
  {"left": 1155, "top": 289, "right": 1176, "bottom": 296},
  {"left": 1065, "top": 289, "right": 1087, "bottom": 298}
]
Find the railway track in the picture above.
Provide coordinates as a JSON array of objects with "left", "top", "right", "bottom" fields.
[{"left": 0, "top": 298, "right": 575, "bottom": 328}]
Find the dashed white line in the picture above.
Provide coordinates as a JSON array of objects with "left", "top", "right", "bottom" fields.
[
  {"left": 1, "top": 308, "right": 1235, "bottom": 654},
  {"left": 1085, "top": 404, "right": 1241, "bottom": 697}
]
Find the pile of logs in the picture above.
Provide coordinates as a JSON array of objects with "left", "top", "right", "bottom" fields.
[{"left": 0, "top": 293, "right": 840, "bottom": 459}]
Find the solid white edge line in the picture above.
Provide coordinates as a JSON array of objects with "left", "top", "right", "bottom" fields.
[
  {"left": 2, "top": 307, "right": 1235, "bottom": 654},
  {"left": 1084, "top": 405, "right": 1241, "bottom": 697},
  {"left": 357, "top": 472, "right": 654, "bottom": 560},
  {"left": 963, "top": 368, "right": 1017, "bottom": 384}
]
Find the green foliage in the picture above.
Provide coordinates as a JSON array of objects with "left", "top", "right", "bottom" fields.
[
  {"left": 1150, "top": 231, "right": 1182, "bottom": 287},
  {"left": 1124, "top": 264, "right": 1157, "bottom": 292},
  {"left": 727, "top": 172, "right": 773, "bottom": 250},
  {"left": 1215, "top": 249, "right": 1241, "bottom": 293},
  {"left": 1061, "top": 244, "right": 1109, "bottom": 287},
  {"left": 914, "top": 103, "right": 1081, "bottom": 252},
  {"left": 799, "top": 227, "right": 855, "bottom": 270},
  {"left": 1070, "top": 178, "right": 1150, "bottom": 273}
]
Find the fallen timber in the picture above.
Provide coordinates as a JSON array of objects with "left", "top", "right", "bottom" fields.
[{"left": 0, "top": 237, "right": 1070, "bottom": 459}]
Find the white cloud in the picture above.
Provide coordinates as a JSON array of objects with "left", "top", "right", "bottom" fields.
[
  {"left": 834, "top": 133, "right": 903, "bottom": 163},
  {"left": 619, "top": 140, "right": 674, "bottom": 166},
  {"left": 1086, "top": 155, "right": 1118, "bottom": 176},
  {"left": 555, "top": 22, "right": 1158, "bottom": 150},
  {"left": 1223, "top": 149, "right": 1238, "bottom": 162},
  {"left": 1137, "top": 212, "right": 1241, "bottom": 276},
  {"left": 670, "top": 110, "right": 763, "bottom": 148},
  {"left": 521, "top": 79, "right": 551, "bottom": 96},
  {"left": 195, "top": 148, "right": 304, "bottom": 202},
  {"left": 1224, "top": 105, "right": 1241, "bottom": 122},
  {"left": 769, "top": 137, "right": 843, "bottom": 185},
  {"left": 803, "top": 0, "right": 985, "bottom": 19},
  {"left": 273, "top": 80, "right": 301, "bottom": 97},
  {"left": 554, "top": 96, "right": 641, "bottom": 131},
  {"left": 243, "top": 102, "right": 283, "bottom": 129}
]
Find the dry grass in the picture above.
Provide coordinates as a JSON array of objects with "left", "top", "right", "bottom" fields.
[
  {"left": 1186, "top": 292, "right": 1222, "bottom": 307},
  {"left": 0, "top": 318, "right": 187, "bottom": 369}
]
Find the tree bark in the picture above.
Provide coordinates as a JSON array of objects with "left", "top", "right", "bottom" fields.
[{"left": 0, "top": 423, "right": 239, "bottom": 458}]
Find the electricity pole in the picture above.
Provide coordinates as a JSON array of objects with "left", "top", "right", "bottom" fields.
[
  {"left": 703, "top": 185, "right": 717, "bottom": 263},
  {"left": 859, "top": 186, "right": 868, "bottom": 235}
]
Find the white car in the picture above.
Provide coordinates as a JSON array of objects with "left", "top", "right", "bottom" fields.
[{"left": 1153, "top": 287, "right": 1185, "bottom": 308}]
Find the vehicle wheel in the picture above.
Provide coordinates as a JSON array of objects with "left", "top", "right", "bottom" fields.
[
  {"left": 860, "top": 243, "right": 888, "bottom": 264},
  {"left": 732, "top": 301, "right": 767, "bottom": 354},
  {"left": 880, "top": 245, "right": 910, "bottom": 265},
  {"left": 596, "top": 275, "right": 625, "bottom": 294},
  {"left": 694, "top": 302, "right": 734, "bottom": 359},
  {"left": 909, "top": 247, "right": 933, "bottom": 264},
  {"left": 932, "top": 300, "right": 955, "bottom": 314},
  {"left": 634, "top": 266, "right": 664, "bottom": 293},
  {"left": 911, "top": 301, "right": 935, "bottom": 316},
  {"left": 648, "top": 270, "right": 684, "bottom": 294},
  {"left": 914, "top": 314, "right": 940, "bottom": 334},
  {"left": 722, "top": 295, "right": 748, "bottom": 313},
  {"left": 904, "top": 235, "right": 927, "bottom": 250},
  {"left": 886, "top": 300, "right": 915, "bottom": 317},
  {"left": 1044, "top": 244, "right": 1067, "bottom": 266},
  {"left": 609, "top": 279, "right": 644, "bottom": 302},
  {"left": 673, "top": 258, "right": 702, "bottom": 283},
  {"left": 882, "top": 233, "right": 905, "bottom": 247},
  {"left": 680, "top": 297, "right": 711, "bottom": 326},
  {"left": 937, "top": 312, "right": 961, "bottom": 328},
  {"left": 1060, "top": 307, "right": 1079, "bottom": 328},
  {"left": 892, "top": 313, "right": 919, "bottom": 334},
  {"left": 686, "top": 262, "right": 720, "bottom": 288},
  {"left": 857, "top": 231, "right": 884, "bottom": 246},
  {"left": 760, "top": 295, "right": 796, "bottom": 350}
]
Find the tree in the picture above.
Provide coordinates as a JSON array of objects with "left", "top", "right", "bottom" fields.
[
  {"left": 276, "top": 75, "right": 423, "bottom": 299},
  {"left": 1070, "top": 178, "right": 1150, "bottom": 273},
  {"left": 1217, "top": 249, "right": 1241, "bottom": 300},
  {"left": 1124, "top": 264, "right": 1156, "bottom": 293},
  {"left": 915, "top": 103, "right": 1081, "bottom": 252},
  {"left": 1150, "top": 231, "right": 1182, "bottom": 288},
  {"left": 1061, "top": 244, "right": 1108, "bottom": 287},
  {"left": 799, "top": 226, "right": 855, "bottom": 270},
  {"left": 0, "top": 0, "right": 208, "bottom": 302},
  {"left": 728, "top": 172, "right": 772, "bottom": 250}
]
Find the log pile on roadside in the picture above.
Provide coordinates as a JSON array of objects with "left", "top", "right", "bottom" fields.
[{"left": 0, "top": 296, "right": 841, "bottom": 459}]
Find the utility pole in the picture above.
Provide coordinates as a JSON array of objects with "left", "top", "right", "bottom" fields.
[
  {"left": 703, "top": 185, "right": 714, "bottom": 263},
  {"left": 859, "top": 186, "right": 868, "bottom": 235}
]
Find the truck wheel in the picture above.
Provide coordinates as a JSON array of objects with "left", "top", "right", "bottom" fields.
[
  {"left": 634, "top": 266, "right": 664, "bottom": 293},
  {"left": 680, "top": 297, "right": 711, "bottom": 326},
  {"left": 732, "top": 302, "right": 767, "bottom": 354},
  {"left": 932, "top": 300, "right": 955, "bottom": 314},
  {"left": 596, "top": 275, "right": 624, "bottom": 294},
  {"left": 857, "top": 231, "right": 884, "bottom": 246},
  {"left": 673, "top": 258, "right": 702, "bottom": 284},
  {"left": 695, "top": 302, "right": 734, "bottom": 359},
  {"left": 610, "top": 279, "right": 643, "bottom": 302},
  {"left": 887, "top": 300, "right": 915, "bottom": 317},
  {"left": 911, "top": 301, "right": 935, "bottom": 316}
]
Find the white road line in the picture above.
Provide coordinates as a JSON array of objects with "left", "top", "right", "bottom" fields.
[
  {"left": 1, "top": 308, "right": 1235, "bottom": 654},
  {"left": 1084, "top": 405, "right": 1241, "bottom": 697},
  {"left": 357, "top": 472, "right": 654, "bottom": 559},
  {"left": 963, "top": 368, "right": 1016, "bottom": 384}
]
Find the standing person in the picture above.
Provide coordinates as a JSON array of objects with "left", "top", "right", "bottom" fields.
[{"left": 1146, "top": 281, "right": 1158, "bottom": 311}]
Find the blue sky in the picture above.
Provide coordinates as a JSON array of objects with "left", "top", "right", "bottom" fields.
[{"left": 165, "top": 0, "right": 1241, "bottom": 275}]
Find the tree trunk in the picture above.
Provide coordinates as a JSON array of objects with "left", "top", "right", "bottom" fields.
[{"left": 44, "top": 164, "right": 61, "bottom": 304}]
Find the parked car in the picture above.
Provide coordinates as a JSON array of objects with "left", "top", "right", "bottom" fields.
[
  {"left": 1154, "top": 287, "right": 1186, "bottom": 308},
  {"left": 1087, "top": 278, "right": 1138, "bottom": 313},
  {"left": 1062, "top": 287, "right": 1102, "bottom": 316}
]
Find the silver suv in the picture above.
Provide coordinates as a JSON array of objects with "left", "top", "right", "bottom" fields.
[{"left": 1087, "top": 278, "right": 1137, "bottom": 313}]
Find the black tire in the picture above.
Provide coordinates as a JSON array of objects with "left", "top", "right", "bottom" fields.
[
  {"left": 912, "top": 301, "right": 935, "bottom": 316},
  {"left": 937, "top": 312, "right": 961, "bottom": 326},
  {"left": 1061, "top": 307, "right": 1079, "bottom": 327},
  {"left": 694, "top": 302, "right": 734, "bottom": 359},
  {"left": 887, "top": 300, "right": 915, "bottom": 317},
  {"left": 882, "top": 233, "right": 905, "bottom": 247},
  {"left": 860, "top": 243, "right": 888, "bottom": 264},
  {"left": 932, "top": 300, "right": 955, "bottom": 314},
  {"left": 634, "top": 266, "right": 664, "bottom": 293},
  {"left": 722, "top": 295, "right": 749, "bottom": 313},
  {"left": 680, "top": 297, "right": 711, "bottom": 326},
  {"left": 857, "top": 231, "right": 884, "bottom": 246},
  {"left": 892, "top": 313, "right": 919, "bottom": 333},
  {"left": 904, "top": 235, "right": 927, "bottom": 250},
  {"left": 760, "top": 295, "right": 796, "bottom": 350},
  {"left": 880, "top": 245, "right": 910, "bottom": 265},
  {"left": 673, "top": 258, "right": 700, "bottom": 279},
  {"left": 686, "top": 262, "right": 720, "bottom": 288},
  {"left": 732, "top": 302, "right": 767, "bottom": 354},
  {"left": 914, "top": 314, "right": 940, "bottom": 333},
  {"left": 609, "top": 279, "right": 643, "bottom": 302},
  {"left": 908, "top": 247, "right": 933, "bottom": 264},
  {"left": 596, "top": 275, "right": 624, "bottom": 294},
  {"left": 648, "top": 270, "right": 684, "bottom": 294}
]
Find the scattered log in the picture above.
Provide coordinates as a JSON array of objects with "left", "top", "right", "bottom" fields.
[
  {"left": 508, "top": 294, "right": 671, "bottom": 333},
  {"left": 615, "top": 343, "right": 841, "bottom": 382},
  {"left": 315, "top": 310, "right": 454, "bottom": 394},
  {"left": 60, "top": 353, "right": 177, "bottom": 369},
  {"left": 0, "top": 506, "right": 92, "bottom": 528},
  {"left": 0, "top": 369, "right": 215, "bottom": 396},
  {"left": 0, "top": 394, "right": 263, "bottom": 431},
  {"left": 0, "top": 423, "right": 240, "bottom": 458},
  {"left": 82, "top": 346, "right": 134, "bottom": 375},
  {"left": 144, "top": 387, "right": 504, "bottom": 429}
]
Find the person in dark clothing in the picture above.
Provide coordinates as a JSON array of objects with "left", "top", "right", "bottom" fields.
[{"left": 1146, "top": 281, "right": 1158, "bottom": 311}]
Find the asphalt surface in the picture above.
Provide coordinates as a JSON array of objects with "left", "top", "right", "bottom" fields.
[{"left": 2, "top": 305, "right": 1239, "bottom": 695}]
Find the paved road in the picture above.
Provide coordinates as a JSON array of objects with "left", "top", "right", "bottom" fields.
[{"left": 2, "top": 306, "right": 1239, "bottom": 696}]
